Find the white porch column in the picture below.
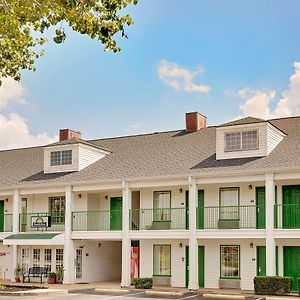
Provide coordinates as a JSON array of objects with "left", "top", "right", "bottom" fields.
[
  {"left": 121, "top": 181, "right": 131, "bottom": 287},
  {"left": 265, "top": 173, "right": 276, "bottom": 275},
  {"left": 63, "top": 186, "right": 74, "bottom": 284},
  {"left": 188, "top": 177, "right": 198, "bottom": 290},
  {"left": 11, "top": 189, "right": 20, "bottom": 282}
]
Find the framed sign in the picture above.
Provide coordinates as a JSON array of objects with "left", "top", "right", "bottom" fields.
[{"left": 31, "top": 216, "right": 51, "bottom": 228}]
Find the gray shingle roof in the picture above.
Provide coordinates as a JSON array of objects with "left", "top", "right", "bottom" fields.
[
  {"left": 220, "top": 116, "right": 265, "bottom": 127},
  {"left": 0, "top": 116, "right": 299, "bottom": 188}
]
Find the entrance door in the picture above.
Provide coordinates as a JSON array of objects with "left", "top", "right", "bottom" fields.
[
  {"left": 185, "top": 246, "right": 189, "bottom": 288},
  {"left": 75, "top": 248, "right": 83, "bottom": 279},
  {"left": 0, "top": 201, "right": 4, "bottom": 232},
  {"left": 283, "top": 186, "right": 300, "bottom": 228},
  {"left": 197, "top": 190, "right": 204, "bottom": 230},
  {"left": 110, "top": 197, "right": 122, "bottom": 230},
  {"left": 284, "top": 246, "right": 300, "bottom": 291},
  {"left": 256, "top": 187, "right": 266, "bottom": 229},
  {"left": 198, "top": 246, "right": 205, "bottom": 288},
  {"left": 257, "top": 246, "right": 266, "bottom": 276}
]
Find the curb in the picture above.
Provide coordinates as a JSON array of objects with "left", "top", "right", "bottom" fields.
[
  {"left": 145, "top": 290, "right": 185, "bottom": 296},
  {"left": 2, "top": 289, "right": 68, "bottom": 296},
  {"left": 202, "top": 294, "right": 245, "bottom": 300},
  {"left": 94, "top": 288, "right": 130, "bottom": 293}
]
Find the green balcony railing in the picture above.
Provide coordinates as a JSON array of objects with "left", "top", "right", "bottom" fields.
[
  {"left": 0, "top": 214, "right": 13, "bottom": 232},
  {"left": 274, "top": 204, "right": 300, "bottom": 229},
  {"left": 197, "top": 205, "right": 265, "bottom": 229},
  {"left": 19, "top": 212, "right": 65, "bottom": 232},
  {"left": 72, "top": 210, "right": 122, "bottom": 231},
  {"left": 130, "top": 208, "right": 188, "bottom": 230}
]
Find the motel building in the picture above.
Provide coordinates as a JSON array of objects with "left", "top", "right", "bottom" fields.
[{"left": 0, "top": 112, "right": 300, "bottom": 291}]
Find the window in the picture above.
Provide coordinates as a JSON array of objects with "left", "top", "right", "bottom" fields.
[
  {"left": 56, "top": 249, "right": 64, "bottom": 272},
  {"left": 220, "top": 245, "right": 240, "bottom": 278},
  {"left": 153, "top": 191, "right": 171, "bottom": 221},
  {"left": 225, "top": 130, "right": 258, "bottom": 152},
  {"left": 153, "top": 245, "right": 171, "bottom": 276},
  {"left": 219, "top": 187, "right": 239, "bottom": 220},
  {"left": 50, "top": 150, "right": 72, "bottom": 166},
  {"left": 21, "top": 248, "right": 30, "bottom": 272},
  {"left": 49, "top": 196, "right": 65, "bottom": 224},
  {"left": 44, "top": 249, "right": 52, "bottom": 272},
  {"left": 33, "top": 248, "right": 41, "bottom": 267}
]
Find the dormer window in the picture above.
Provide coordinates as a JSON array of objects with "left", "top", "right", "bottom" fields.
[
  {"left": 225, "top": 130, "right": 258, "bottom": 152},
  {"left": 50, "top": 150, "right": 72, "bottom": 166}
]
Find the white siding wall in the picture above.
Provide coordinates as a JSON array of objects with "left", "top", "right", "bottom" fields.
[
  {"left": 140, "top": 239, "right": 188, "bottom": 287},
  {"left": 78, "top": 144, "right": 107, "bottom": 171},
  {"left": 73, "top": 240, "right": 122, "bottom": 283},
  {"left": 0, "top": 243, "right": 12, "bottom": 280},
  {"left": 267, "top": 123, "right": 285, "bottom": 155}
]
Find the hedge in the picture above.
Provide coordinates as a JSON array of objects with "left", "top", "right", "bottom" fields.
[
  {"left": 133, "top": 277, "right": 153, "bottom": 289},
  {"left": 254, "top": 276, "right": 293, "bottom": 296}
]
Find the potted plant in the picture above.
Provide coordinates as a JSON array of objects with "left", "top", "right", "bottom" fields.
[
  {"left": 56, "top": 265, "right": 64, "bottom": 284},
  {"left": 14, "top": 264, "right": 22, "bottom": 283},
  {"left": 49, "top": 272, "right": 57, "bottom": 284}
]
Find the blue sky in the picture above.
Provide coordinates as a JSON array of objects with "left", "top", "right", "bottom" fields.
[{"left": 1, "top": 0, "right": 300, "bottom": 149}]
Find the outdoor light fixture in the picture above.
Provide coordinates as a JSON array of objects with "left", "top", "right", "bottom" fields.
[
  {"left": 98, "top": 243, "right": 102, "bottom": 248},
  {"left": 250, "top": 243, "right": 254, "bottom": 248},
  {"left": 249, "top": 184, "right": 253, "bottom": 190},
  {"left": 78, "top": 193, "right": 82, "bottom": 198},
  {"left": 105, "top": 195, "right": 108, "bottom": 200},
  {"left": 179, "top": 243, "right": 183, "bottom": 248},
  {"left": 5, "top": 198, "right": 8, "bottom": 202},
  {"left": 179, "top": 188, "right": 183, "bottom": 193}
]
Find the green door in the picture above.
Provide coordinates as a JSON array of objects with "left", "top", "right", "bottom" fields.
[
  {"left": 185, "top": 246, "right": 189, "bottom": 288},
  {"left": 198, "top": 246, "right": 205, "bottom": 288},
  {"left": 0, "top": 201, "right": 4, "bottom": 232},
  {"left": 283, "top": 186, "right": 300, "bottom": 228},
  {"left": 284, "top": 246, "right": 300, "bottom": 291},
  {"left": 257, "top": 246, "right": 266, "bottom": 276},
  {"left": 185, "top": 191, "right": 189, "bottom": 230},
  {"left": 110, "top": 197, "right": 122, "bottom": 230},
  {"left": 256, "top": 187, "right": 266, "bottom": 229},
  {"left": 197, "top": 190, "right": 204, "bottom": 229}
]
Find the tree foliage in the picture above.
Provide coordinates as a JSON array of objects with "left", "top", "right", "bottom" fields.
[{"left": 0, "top": 0, "right": 137, "bottom": 85}]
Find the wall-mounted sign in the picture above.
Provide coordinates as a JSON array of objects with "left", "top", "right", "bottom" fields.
[{"left": 31, "top": 216, "right": 51, "bottom": 228}]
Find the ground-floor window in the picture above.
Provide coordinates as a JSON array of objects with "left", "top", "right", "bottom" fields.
[
  {"left": 220, "top": 245, "right": 240, "bottom": 278},
  {"left": 153, "top": 245, "right": 171, "bottom": 276},
  {"left": 21, "top": 248, "right": 30, "bottom": 272},
  {"left": 32, "top": 249, "right": 41, "bottom": 267},
  {"left": 56, "top": 248, "right": 64, "bottom": 272},
  {"left": 44, "top": 249, "right": 52, "bottom": 272}
]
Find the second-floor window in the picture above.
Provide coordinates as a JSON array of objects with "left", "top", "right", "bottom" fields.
[
  {"left": 225, "top": 130, "right": 259, "bottom": 152},
  {"left": 49, "top": 196, "right": 65, "bottom": 224},
  {"left": 50, "top": 150, "right": 72, "bottom": 166},
  {"left": 220, "top": 187, "right": 239, "bottom": 220},
  {"left": 153, "top": 191, "right": 171, "bottom": 221}
]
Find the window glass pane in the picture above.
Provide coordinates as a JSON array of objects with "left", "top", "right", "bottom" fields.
[
  {"left": 242, "top": 130, "right": 258, "bottom": 150},
  {"left": 56, "top": 249, "right": 64, "bottom": 272},
  {"left": 220, "top": 188, "right": 239, "bottom": 220},
  {"left": 50, "top": 151, "right": 61, "bottom": 166},
  {"left": 220, "top": 246, "right": 240, "bottom": 278},
  {"left": 153, "top": 245, "right": 171, "bottom": 276},
  {"left": 153, "top": 191, "right": 171, "bottom": 221},
  {"left": 33, "top": 248, "right": 41, "bottom": 267},
  {"left": 62, "top": 150, "right": 72, "bottom": 165},
  {"left": 225, "top": 132, "right": 241, "bottom": 152},
  {"left": 44, "top": 249, "right": 52, "bottom": 272},
  {"left": 49, "top": 197, "right": 65, "bottom": 224},
  {"left": 21, "top": 248, "right": 30, "bottom": 272}
]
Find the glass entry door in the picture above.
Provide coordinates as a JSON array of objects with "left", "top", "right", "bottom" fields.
[{"left": 75, "top": 249, "right": 83, "bottom": 279}]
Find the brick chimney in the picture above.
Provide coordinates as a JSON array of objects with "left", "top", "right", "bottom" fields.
[
  {"left": 185, "top": 112, "right": 207, "bottom": 133},
  {"left": 59, "top": 129, "right": 81, "bottom": 141}
]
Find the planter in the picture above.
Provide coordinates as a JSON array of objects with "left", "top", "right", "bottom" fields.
[
  {"left": 15, "top": 277, "right": 21, "bottom": 283},
  {"left": 49, "top": 277, "right": 57, "bottom": 284}
]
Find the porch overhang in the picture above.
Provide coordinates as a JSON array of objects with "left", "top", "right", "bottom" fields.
[{"left": 3, "top": 233, "right": 64, "bottom": 246}]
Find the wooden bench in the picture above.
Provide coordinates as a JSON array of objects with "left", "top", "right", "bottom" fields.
[{"left": 23, "top": 267, "right": 49, "bottom": 283}]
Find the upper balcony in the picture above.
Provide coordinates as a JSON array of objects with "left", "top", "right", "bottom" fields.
[{"left": 274, "top": 204, "right": 300, "bottom": 229}]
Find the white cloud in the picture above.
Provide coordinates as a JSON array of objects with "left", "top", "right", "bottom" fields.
[
  {"left": 157, "top": 60, "right": 211, "bottom": 93},
  {"left": 128, "top": 122, "right": 143, "bottom": 129},
  {"left": 238, "top": 62, "right": 300, "bottom": 119},
  {"left": 0, "top": 78, "right": 57, "bottom": 150}
]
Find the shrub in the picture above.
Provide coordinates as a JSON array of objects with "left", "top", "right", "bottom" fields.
[
  {"left": 133, "top": 277, "right": 153, "bottom": 289},
  {"left": 254, "top": 276, "right": 293, "bottom": 296}
]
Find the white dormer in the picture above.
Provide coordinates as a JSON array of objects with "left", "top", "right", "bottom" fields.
[
  {"left": 44, "top": 129, "right": 110, "bottom": 173},
  {"left": 216, "top": 117, "right": 286, "bottom": 160}
]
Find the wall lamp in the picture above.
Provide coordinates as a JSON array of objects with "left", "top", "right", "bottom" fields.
[
  {"left": 179, "top": 243, "right": 183, "bottom": 248},
  {"left": 249, "top": 184, "right": 253, "bottom": 190},
  {"left": 179, "top": 188, "right": 183, "bottom": 193},
  {"left": 250, "top": 243, "right": 254, "bottom": 248}
]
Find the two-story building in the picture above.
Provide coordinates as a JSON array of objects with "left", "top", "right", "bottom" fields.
[{"left": 0, "top": 112, "right": 300, "bottom": 291}]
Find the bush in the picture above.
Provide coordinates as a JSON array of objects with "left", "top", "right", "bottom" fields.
[
  {"left": 133, "top": 277, "right": 153, "bottom": 289},
  {"left": 254, "top": 276, "right": 293, "bottom": 296}
]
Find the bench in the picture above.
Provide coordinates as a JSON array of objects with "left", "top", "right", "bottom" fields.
[{"left": 23, "top": 267, "right": 49, "bottom": 283}]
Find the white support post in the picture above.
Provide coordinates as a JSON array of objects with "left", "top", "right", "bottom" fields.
[
  {"left": 11, "top": 189, "right": 20, "bottom": 282},
  {"left": 265, "top": 173, "right": 276, "bottom": 276},
  {"left": 188, "top": 177, "right": 199, "bottom": 290},
  {"left": 121, "top": 181, "right": 131, "bottom": 287},
  {"left": 63, "top": 186, "right": 74, "bottom": 284}
]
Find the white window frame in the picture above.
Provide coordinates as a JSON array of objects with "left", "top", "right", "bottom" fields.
[
  {"left": 219, "top": 187, "right": 239, "bottom": 220},
  {"left": 153, "top": 191, "right": 171, "bottom": 222},
  {"left": 153, "top": 244, "right": 171, "bottom": 276},
  {"left": 50, "top": 150, "right": 72, "bottom": 166},
  {"left": 220, "top": 245, "right": 240, "bottom": 279},
  {"left": 224, "top": 130, "right": 259, "bottom": 152}
]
